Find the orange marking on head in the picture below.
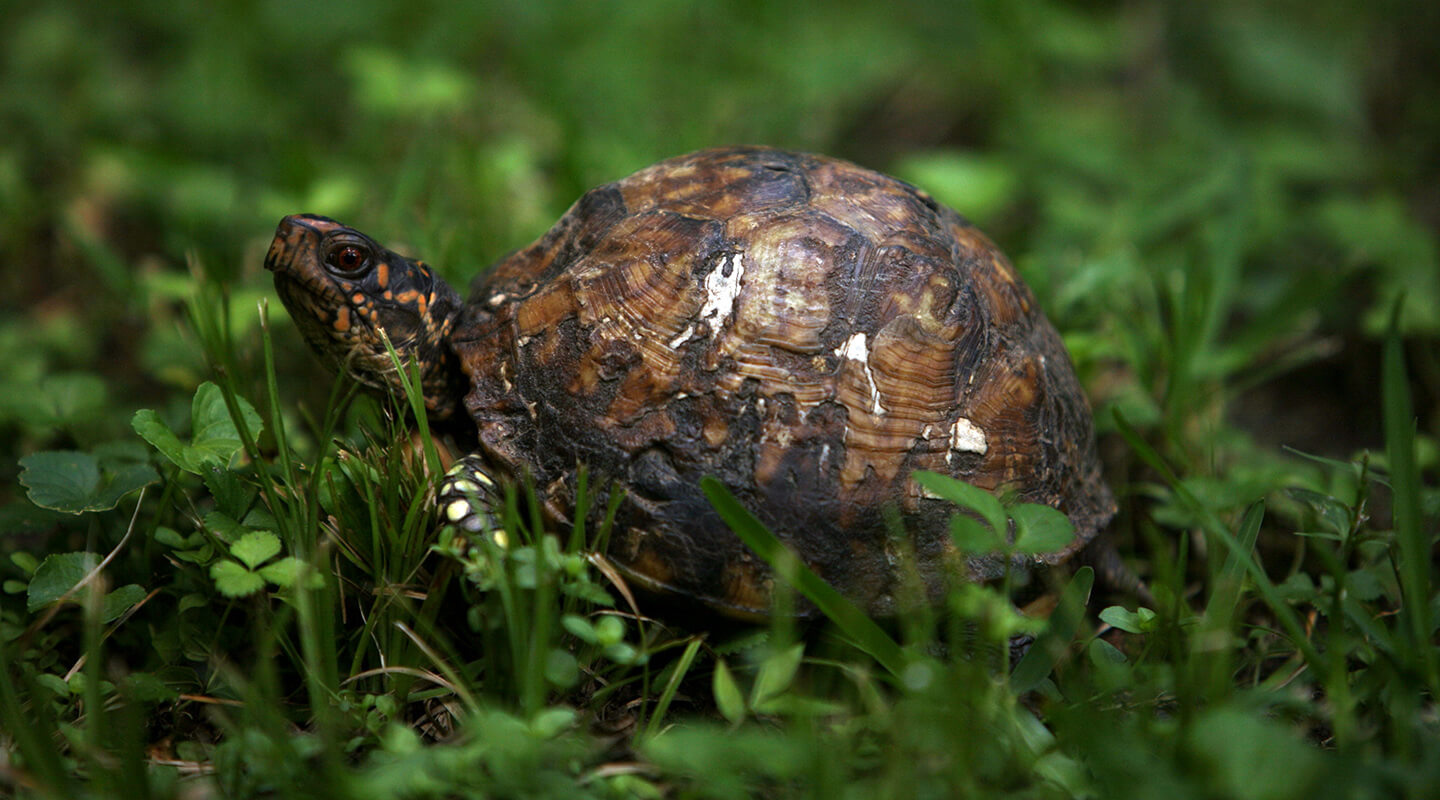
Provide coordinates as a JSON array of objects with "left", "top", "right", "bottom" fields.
[
  {"left": 352, "top": 293, "right": 365, "bottom": 305},
  {"left": 376, "top": 262, "right": 390, "bottom": 289},
  {"left": 333, "top": 305, "right": 351, "bottom": 332},
  {"left": 384, "top": 290, "right": 394, "bottom": 301}
]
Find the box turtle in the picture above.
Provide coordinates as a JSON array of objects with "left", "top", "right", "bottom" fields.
[{"left": 264, "top": 146, "right": 1114, "bottom": 617}]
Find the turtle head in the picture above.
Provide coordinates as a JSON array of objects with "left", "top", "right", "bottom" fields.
[{"left": 264, "top": 214, "right": 467, "bottom": 420}]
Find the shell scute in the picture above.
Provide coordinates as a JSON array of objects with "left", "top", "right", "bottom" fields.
[{"left": 450, "top": 147, "right": 1112, "bottom": 616}]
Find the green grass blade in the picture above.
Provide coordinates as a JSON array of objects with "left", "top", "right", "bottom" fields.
[
  {"left": 0, "top": 640, "right": 74, "bottom": 796},
  {"left": 379, "top": 330, "right": 444, "bottom": 475},
  {"left": 1202, "top": 501, "right": 1264, "bottom": 632},
  {"left": 1383, "top": 301, "right": 1435, "bottom": 689},
  {"left": 701, "top": 477, "right": 907, "bottom": 677},
  {"left": 643, "top": 636, "right": 705, "bottom": 739},
  {"left": 1196, "top": 501, "right": 1264, "bottom": 696},
  {"left": 1114, "top": 411, "right": 1322, "bottom": 668},
  {"left": 257, "top": 299, "right": 299, "bottom": 505}
]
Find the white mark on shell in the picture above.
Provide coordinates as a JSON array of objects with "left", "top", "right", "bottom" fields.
[
  {"left": 668, "top": 324, "right": 695, "bottom": 349},
  {"left": 488, "top": 292, "right": 508, "bottom": 307},
  {"left": 698, "top": 253, "right": 745, "bottom": 329},
  {"left": 835, "top": 332, "right": 886, "bottom": 415},
  {"left": 946, "top": 417, "right": 988, "bottom": 464}
]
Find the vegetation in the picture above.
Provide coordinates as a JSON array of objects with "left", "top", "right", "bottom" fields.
[{"left": 2, "top": 1, "right": 1437, "bottom": 797}]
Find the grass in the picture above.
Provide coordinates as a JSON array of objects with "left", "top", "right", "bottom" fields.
[{"left": 2, "top": 1, "right": 1439, "bottom": 797}]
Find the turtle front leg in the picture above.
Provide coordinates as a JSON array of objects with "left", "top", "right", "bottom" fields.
[{"left": 438, "top": 454, "right": 507, "bottom": 545}]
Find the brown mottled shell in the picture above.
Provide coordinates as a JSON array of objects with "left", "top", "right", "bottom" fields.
[{"left": 451, "top": 147, "right": 1112, "bottom": 616}]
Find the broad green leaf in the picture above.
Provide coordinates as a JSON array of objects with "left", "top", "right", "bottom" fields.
[
  {"left": 1088, "top": 638, "right": 1129, "bottom": 666},
  {"left": 27, "top": 551, "right": 99, "bottom": 612},
  {"left": 210, "top": 560, "right": 265, "bottom": 597},
  {"left": 1283, "top": 488, "right": 1352, "bottom": 539},
  {"left": 153, "top": 527, "right": 188, "bottom": 548},
  {"left": 913, "top": 471, "right": 1007, "bottom": 536},
  {"left": 595, "top": 615, "right": 625, "bottom": 646},
  {"left": 178, "top": 593, "right": 209, "bottom": 614},
  {"left": 132, "top": 382, "right": 262, "bottom": 474},
  {"left": 131, "top": 409, "right": 189, "bottom": 469},
  {"left": 229, "top": 530, "right": 280, "bottom": 570},
  {"left": 1275, "top": 573, "right": 1316, "bottom": 603},
  {"left": 204, "top": 465, "right": 256, "bottom": 519},
  {"left": 544, "top": 648, "right": 579, "bottom": 688},
  {"left": 0, "top": 373, "right": 107, "bottom": 429},
  {"left": 748, "top": 695, "right": 847, "bottom": 716},
  {"left": 603, "top": 643, "right": 643, "bottom": 665},
  {"left": 529, "top": 707, "right": 576, "bottom": 739},
  {"left": 1346, "top": 567, "right": 1385, "bottom": 602},
  {"left": 712, "top": 659, "right": 746, "bottom": 725},
  {"left": 34, "top": 673, "right": 71, "bottom": 697},
  {"left": 1011, "top": 504, "right": 1076, "bottom": 554},
  {"left": 18, "top": 450, "right": 158, "bottom": 514},
  {"left": 190, "top": 381, "right": 262, "bottom": 458},
  {"left": 11, "top": 552, "right": 39, "bottom": 575},
  {"left": 101, "top": 584, "right": 147, "bottom": 623},
  {"left": 950, "top": 514, "right": 1004, "bottom": 554},
  {"left": 562, "top": 614, "right": 598, "bottom": 644},
  {"left": 203, "top": 511, "right": 249, "bottom": 544},
  {"left": 259, "top": 557, "right": 323, "bottom": 589},
  {"left": 122, "top": 672, "right": 179, "bottom": 703},
  {"left": 172, "top": 544, "right": 214, "bottom": 565},
  {"left": 1099, "top": 606, "right": 1157, "bottom": 634},
  {"left": 750, "top": 643, "right": 805, "bottom": 710}
]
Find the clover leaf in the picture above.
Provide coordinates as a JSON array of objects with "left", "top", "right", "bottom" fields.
[{"left": 133, "top": 382, "right": 262, "bottom": 474}]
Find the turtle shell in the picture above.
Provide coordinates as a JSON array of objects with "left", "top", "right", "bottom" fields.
[{"left": 450, "top": 147, "right": 1113, "bottom": 616}]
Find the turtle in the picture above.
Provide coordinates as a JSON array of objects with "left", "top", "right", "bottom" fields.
[{"left": 263, "top": 146, "right": 1115, "bottom": 618}]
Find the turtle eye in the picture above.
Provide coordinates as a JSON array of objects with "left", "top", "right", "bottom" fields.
[{"left": 325, "top": 243, "right": 370, "bottom": 275}]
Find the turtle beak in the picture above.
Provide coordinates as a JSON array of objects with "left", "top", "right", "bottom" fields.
[{"left": 264, "top": 214, "right": 343, "bottom": 275}]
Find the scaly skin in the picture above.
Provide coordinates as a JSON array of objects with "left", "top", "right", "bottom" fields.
[{"left": 264, "top": 214, "right": 468, "bottom": 420}]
